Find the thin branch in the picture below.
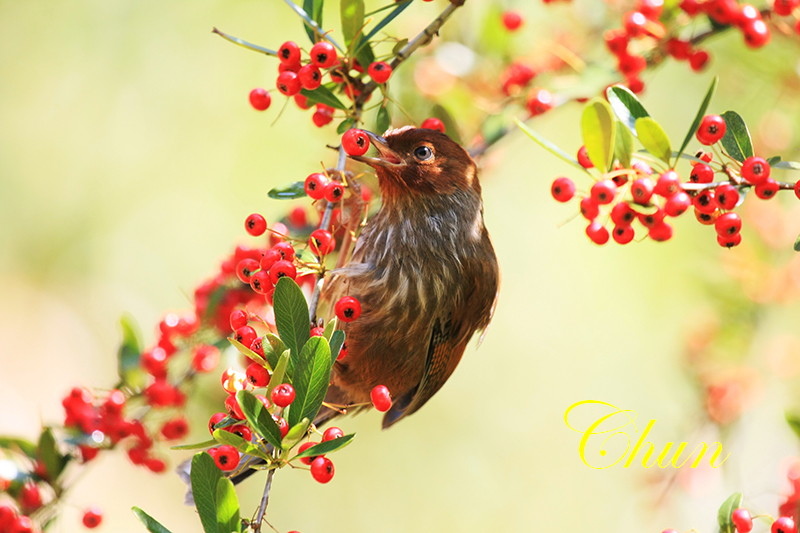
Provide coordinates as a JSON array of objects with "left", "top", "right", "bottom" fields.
[
  {"left": 252, "top": 468, "right": 276, "bottom": 533},
  {"left": 212, "top": 28, "right": 277, "bottom": 57}
]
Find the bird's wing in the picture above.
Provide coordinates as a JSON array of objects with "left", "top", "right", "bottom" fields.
[{"left": 381, "top": 318, "right": 468, "bottom": 428}]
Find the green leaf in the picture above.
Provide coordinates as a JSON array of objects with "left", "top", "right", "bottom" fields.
[
  {"left": 293, "top": 434, "right": 355, "bottom": 460},
  {"left": 362, "top": 1, "right": 411, "bottom": 43},
  {"left": 229, "top": 338, "right": 267, "bottom": 367},
  {"left": 767, "top": 156, "right": 782, "bottom": 166},
  {"left": 212, "top": 429, "right": 268, "bottom": 461},
  {"left": 322, "top": 318, "right": 337, "bottom": 340},
  {"left": 341, "top": 0, "right": 365, "bottom": 48},
  {"left": 237, "top": 391, "right": 282, "bottom": 449},
  {"left": 716, "top": 492, "right": 743, "bottom": 533},
  {"left": 264, "top": 334, "right": 286, "bottom": 369},
  {"left": 190, "top": 452, "right": 224, "bottom": 533},
  {"left": 281, "top": 418, "right": 311, "bottom": 450},
  {"left": 606, "top": 85, "right": 650, "bottom": 134},
  {"left": 787, "top": 413, "right": 800, "bottom": 438},
  {"left": 302, "top": 0, "right": 325, "bottom": 44},
  {"left": 614, "top": 120, "right": 634, "bottom": 168},
  {"left": 268, "top": 350, "right": 291, "bottom": 399},
  {"left": 337, "top": 117, "right": 356, "bottom": 135},
  {"left": 514, "top": 118, "right": 585, "bottom": 172},
  {"left": 329, "top": 330, "right": 345, "bottom": 362},
  {"left": 267, "top": 181, "right": 306, "bottom": 200},
  {"left": 273, "top": 277, "right": 310, "bottom": 370},
  {"left": 431, "top": 104, "right": 462, "bottom": 145},
  {"left": 118, "top": 314, "right": 145, "bottom": 389},
  {"left": 720, "top": 111, "right": 754, "bottom": 163},
  {"left": 581, "top": 99, "right": 617, "bottom": 172},
  {"left": 37, "top": 428, "right": 68, "bottom": 480},
  {"left": 301, "top": 85, "right": 347, "bottom": 111},
  {"left": 0, "top": 437, "right": 37, "bottom": 458},
  {"left": 675, "top": 77, "right": 717, "bottom": 165},
  {"left": 132, "top": 507, "right": 174, "bottom": 533},
  {"left": 170, "top": 438, "right": 218, "bottom": 451},
  {"left": 287, "top": 336, "right": 332, "bottom": 427},
  {"left": 794, "top": 235, "right": 800, "bottom": 253},
  {"left": 375, "top": 104, "right": 391, "bottom": 135},
  {"left": 635, "top": 117, "right": 672, "bottom": 165},
  {"left": 779, "top": 160, "right": 800, "bottom": 170},
  {"left": 215, "top": 477, "right": 241, "bottom": 533}
]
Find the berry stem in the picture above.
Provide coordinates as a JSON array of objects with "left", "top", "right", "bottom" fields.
[
  {"left": 252, "top": 467, "right": 276, "bottom": 533},
  {"left": 211, "top": 27, "right": 277, "bottom": 57}
]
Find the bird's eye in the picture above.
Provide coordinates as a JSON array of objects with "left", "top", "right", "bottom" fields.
[{"left": 413, "top": 145, "right": 433, "bottom": 161}]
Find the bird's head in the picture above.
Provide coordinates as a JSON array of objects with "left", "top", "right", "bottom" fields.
[{"left": 349, "top": 126, "right": 480, "bottom": 200}]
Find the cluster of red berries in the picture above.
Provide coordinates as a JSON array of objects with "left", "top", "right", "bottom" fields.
[
  {"left": 729, "top": 508, "right": 797, "bottom": 533},
  {"left": 1, "top": 487, "right": 103, "bottom": 531},
  {"left": 552, "top": 114, "right": 797, "bottom": 247},
  {"left": 248, "top": 38, "right": 395, "bottom": 128}
]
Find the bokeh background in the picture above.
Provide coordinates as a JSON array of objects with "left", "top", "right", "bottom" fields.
[{"left": 2, "top": 1, "right": 800, "bottom": 532}]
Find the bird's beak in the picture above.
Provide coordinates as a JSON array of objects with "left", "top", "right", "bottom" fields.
[{"left": 349, "top": 131, "right": 405, "bottom": 168}]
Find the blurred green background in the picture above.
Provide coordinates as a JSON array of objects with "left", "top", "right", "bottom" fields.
[{"left": 2, "top": 1, "right": 800, "bottom": 532}]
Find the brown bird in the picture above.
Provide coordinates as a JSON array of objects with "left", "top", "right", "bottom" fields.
[{"left": 320, "top": 126, "right": 499, "bottom": 428}]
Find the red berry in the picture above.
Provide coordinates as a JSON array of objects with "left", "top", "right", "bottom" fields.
[
  {"left": 580, "top": 197, "right": 599, "bottom": 220},
  {"left": 693, "top": 189, "right": 717, "bottom": 214},
  {"left": 551, "top": 177, "right": 576, "bottom": 202},
  {"left": 309, "top": 229, "right": 336, "bottom": 256},
  {"left": 12, "top": 515, "right": 35, "bottom": 533},
  {"left": 272, "top": 241, "right": 295, "bottom": 261},
  {"left": 335, "top": 296, "right": 362, "bottom": 322},
  {"left": 310, "top": 456, "right": 335, "bottom": 483},
  {"left": 774, "top": 0, "right": 799, "bottom": 15},
  {"left": 648, "top": 221, "right": 673, "bottom": 242},
  {"left": 298, "top": 64, "right": 322, "bottom": 90},
  {"left": 229, "top": 309, "right": 248, "bottom": 330},
  {"left": 274, "top": 415, "right": 289, "bottom": 438},
  {"left": 271, "top": 383, "right": 296, "bottom": 407},
  {"left": 623, "top": 10, "right": 648, "bottom": 37},
  {"left": 501, "top": 10, "right": 524, "bottom": 31},
  {"left": 743, "top": 19, "right": 770, "bottom": 48},
  {"left": 717, "top": 232, "right": 742, "bottom": 248},
  {"left": 367, "top": 61, "right": 393, "bottom": 83},
  {"left": 82, "top": 508, "right": 103, "bottom": 529},
  {"left": 304, "top": 172, "right": 329, "bottom": 200},
  {"left": 160, "top": 417, "right": 189, "bottom": 440},
  {"left": 689, "top": 50, "right": 710, "bottom": 71},
  {"left": 772, "top": 516, "right": 797, "bottom": 533},
  {"left": 631, "top": 178, "right": 655, "bottom": 204},
  {"left": 309, "top": 41, "right": 337, "bottom": 68},
  {"left": 260, "top": 248, "right": 282, "bottom": 271},
  {"left": 577, "top": 145, "right": 593, "bottom": 168},
  {"left": 420, "top": 117, "right": 445, "bottom": 132},
  {"left": 794, "top": 179, "right": 800, "bottom": 200},
  {"left": 236, "top": 258, "right": 260, "bottom": 284},
  {"left": 741, "top": 156, "right": 771, "bottom": 184},
  {"left": 323, "top": 181, "right": 345, "bottom": 203},
  {"left": 342, "top": 128, "right": 370, "bottom": 156},
  {"left": 715, "top": 212, "right": 742, "bottom": 235},
  {"left": 312, "top": 108, "right": 334, "bottom": 127},
  {"left": 322, "top": 426, "right": 344, "bottom": 441},
  {"left": 664, "top": 191, "right": 692, "bottom": 217},
  {"left": 639, "top": 208, "right": 666, "bottom": 228},
  {"left": 246, "top": 362, "right": 270, "bottom": 387},
  {"left": 690, "top": 162, "right": 714, "bottom": 183},
  {"left": 590, "top": 179, "right": 617, "bottom": 205},
  {"left": 654, "top": 170, "right": 682, "bottom": 197},
  {"left": 0, "top": 506, "right": 16, "bottom": 530},
  {"left": 526, "top": 89, "right": 553, "bottom": 116},
  {"left": 297, "top": 441, "right": 319, "bottom": 465},
  {"left": 249, "top": 88, "right": 272, "bottom": 111},
  {"left": 612, "top": 225, "right": 635, "bottom": 244},
  {"left": 235, "top": 325, "right": 258, "bottom": 349},
  {"left": 20, "top": 482, "right": 42, "bottom": 512},
  {"left": 586, "top": 221, "right": 610, "bottom": 244},
  {"left": 310, "top": 326, "right": 325, "bottom": 337},
  {"left": 208, "top": 412, "right": 226, "bottom": 434},
  {"left": 276, "top": 71, "right": 301, "bottom": 96},
  {"left": 755, "top": 179, "right": 779, "bottom": 199},
  {"left": 225, "top": 394, "right": 246, "bottom": 420},
  {"left": 731, "top": 508, "right": 753, "bottom": 533},
  {"left": 278, "top": 41, "right": 301, "bottom": 65},
  {"left": 269, "top": 260, "right": 297, "bottom": 285},
  {"left": 227, "top": 424, "right": 252, "bottom": 441},
  {"left": 715, "top": 183, "right": 740, "bottom": 209},
  {"left": 250, "top": 270, "right": 271, "bottom": 295},
  {"left": 370, "top": 385, "right": 392, "bottom": 412},
  {"left": 209, "top": 445, "right": 240, "bottom": 471},
  {"left": 610, "top": 202, "right": 636, "bottom": 226}
]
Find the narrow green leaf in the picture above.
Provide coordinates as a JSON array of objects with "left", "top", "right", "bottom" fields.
[
  {"left": 237, "top": 391, "right": 282, "bottom": 449},
  {"left": 0, "top": 437, "right": 36, "bottom": 458},
  {"left": 215, "top": 478, "right": 241, "bottom": 533},
  {"left": 302, "top": 0, "right": 324, "bottom": 44},
  {"left": 287, "top": 336, "right": 332, "bottom": 427},
  {"left": 171, "top": 438, "right": 218, "bottom": 451},
  {"left": 286, "top": 0, "right": 341, "bottom": 50},
  {"left": 212, "top": 429, "right": 268, "bottom": 461},
  {"left": 513, "top": 118, "right": 585, "bottom": 172},
  {"left": 375, "top": 104, "right": 391, "bottom": 135},
  {"left": 779, "top": 160, "right": 800, "bottom": 170},
  {"left": 37, "top": 428, "right": 68, "bottom": 480},
  {"left": 132, "top": 507, "right": 174, "bottom": 533},
  {"left": 281, "top": 418, "right": 311, "bottom": 450},
  {"left": 273, "top": 277, "right": 310, "bottom": 369},
  {"left": 329, "top": 330, "right": 345, "bottom": 363},
  {"left": 767, "top": 156, "right": 782, "bottom": 166},
  {"left": 787, "top": 413, "right": 800, "bottom": 437},
  {"left": 341, "top": 0, "right": 365, "bottom": 47},
  {"left": 362, "top": 1, "right": 411, "bottom": 43},
  {"left": 675, "top": 77, "right": 717, "bottom": 164},
  {"left": 635, "top": 117, "right": 672, "bottom": 164},
  {"left": 721, "top": 110, "right": 753, "bottom": 163},
  {"left": 606, "top": 85, "right": 650, "bottom": 134},
  {"left": 264, "top": 334, "right": 286, "bottom": 369},
  {"left": 353, "top": 38, "right": 375, "bottom": 70},
  {"left": 293, "top": 434, "right": 355, "bottom": 460},
  {"left": 337, "top": 118, "right": 356, "bottom": 135},
  {"left": 431, "top": 104, "right": 462, "bottom": 145},
  {"left": 268, "top": 350, "right": 291, "bottom": 398},
  {"left": 794, "top": 235, "right": 800, "bottom": 253},
  {"left": 716, "top": 492, "right": 743, "bottom": 533},
  {"left": 614, "top": 120, "right": 634, "bottom": 169},
  {"left": 191, "top": 452, "right": 223, "bottom": 533},
  {"left": 267, "top": 181, "right": 306, "bottom": 200},
  {"left": 228, "top": 338, "right": 267, "bottom": 367},
  {"left": 118, "top": 314, "right": 145, "bottom": 389},
  {"left": 301, "top": 85, "right": 347, "bottom": 111},
  {"left": 581, "top": 99, "right": 617, "bottom": 172}
]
